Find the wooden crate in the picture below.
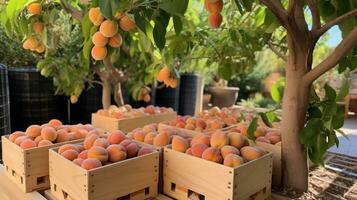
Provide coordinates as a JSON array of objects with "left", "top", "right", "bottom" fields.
[
  {"left": 92, "top": 112, "right": 177, "bottom": 133},
  {"left": 1, "top": 135, "right": 83, "bottom": 193},
  {"left": 49, "top": 143, "right": 160, "bottom": 200},
  {"left": 163, "top": 147, "right": 273, "bottom": 200}
]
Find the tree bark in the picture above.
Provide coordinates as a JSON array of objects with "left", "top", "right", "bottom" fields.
[
  {"left": 102, "top": 79, "right": 111, "bottom": 109},
  {"left": 114, "top": 82, "right": 124, "bottom": 106}
]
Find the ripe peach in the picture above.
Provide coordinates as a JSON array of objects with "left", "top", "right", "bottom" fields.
[
  {"left": 61, "top": 149, "right": 79, "bottom": 161},
  {"left": 55, "top": 129, "right": 67, "bottom": 143},
  {"left": 20, "top": 139, "right": 37, "bottom": 149},
  {"left": 223, "top": 154, "right": 244, "bottom": 168},
  {"left": 209, "top": 12, "right": 222, "bottom": 28},
  {"left": 256, "top": 136, "right": 271, "bottom": 144},
  {"left": 91, "top": 46, "right": 107, "bottom": 60},
  {"left": 126, "top": 142, "right": 139, "bottom": 158},
  {"left": 81, "top": 158, "right": 102, "bottom": 170},
  {"left": 153, "top": 132, "right": 170, "bottom": 147},
  {"left": 254, "top": 127, "right": 266, "bottom": 138},
  {"left": 237, "top": 123, "right": 248, "bottom": 136},
  {"left": 120, "top": 139, "right": 133, "bottom": 147},
  {"left": 76, "top": 129, "right": 88, "bottom": 138},
  {"left": 207, "top": 119, "right": 223, "bottom": 130},
  {"left": 100, "top": 20, "right": 118, "bottom": 37},
  {"left": 223, "top": 116, "right": 237, "bottom": 125},
  {"left": 78, "top": 150, "right": 88, "bottom": 159},
  {"left": 58, "top": 144, "right": 79, "bottom": 154},
  {"left": 108, "top": 34, "right": 122, "bottom": 48},
  {"left": 73, "top": 158, "right": 84, "bottom": 166},
  {"left": 172, "top": 136, "right": 189, "bottom": 153},
  {"left": 195, "top": 118, "right": 207, "bottom": 129},
  {"left": 143, "top": 132, "right": 157, "bottom": 145},
  {"left": 93, "top": 138, "right": 109, "bottom": 148},
  {"left": 133, "top": 129, "right": 146, "bottom": 142},
  {"left": 191, "top": 133, "right": 210, "bottom": 146},
  {"left": 107, "top": 144, "right": 127, "bottom": 162},
  {"left": 220, "top": 146, "right": 239, "bottom": 158},
  {"left": 88, "top": 146, "right": 108, "bottom": 163},
  {"left": 41, "top": 126, "right": 57, "bottom": 141},
  {"left": 92, "top": 32, "right": 108, "bottom": 47},
  {"left": 119, "top": 15, "right": 136, "bottom": 31},
  {"left": 185, "top": 148, "right": 193, "bottom": 155},
  {"left": 175, "top": 122, "right": 185, "bottom": 128},
  {"left": 9, "top": 131, "right": 25, "bottom": 142},
  {"left": 32, "top": 22, "right": 44, "bottom": 34},
  {"left": 265, "top": 131, "right": 281, "bottom": 144},
  {"left": 89, "top": 7, "right": 104, "bottom": 26},
  {"left": 191, "top": 143, "right": 209, "bottom": 158},
  {"left": 83, "top": 134, "right": 99, "bottom": 150},
  {"left": 26, "top": 125, "right": 42, "bottom": 138},
  {"left": 48, "top": 119, "right": 62, "bottom": 128},
  {"left": 76, "top": 145, "right": 85, "bottom": 152},
  {"left": 240, "top": 146, "right": 266, "bottom": 161},
  {"left": 23, "top": 37, "right": 39, "bottom": 50},
  {"left": 210, "top": 131, "right": 228, "bottom": 148},
  {"left": 138, "top": 146, "right": 154, "bottom": 156},
  {"left": 34, "top": 136, "right": 43, "bottom": 144},
  {"left": 228, "top": 132, "right": 248, "bottom": 149},
  {"left": 14, "top": 136, "right": 30, "bottom": 146},
  {"left": 35, "top": 43, "right": 45, "bottom": 53},
  {"left": 184, "top": 123, "right": 195, "bottom": 130},
  {"left": 107, "top": 130, "right": 126, "bottom": 144},
  {"left": 27, "top": 3, "right": 42, "bottom": 15},
  {"left": 38, "top": 140, "right": 53, "bottom": 147},
  {"left": 201, "top": 147, "right": 223, "bottom": 163}
]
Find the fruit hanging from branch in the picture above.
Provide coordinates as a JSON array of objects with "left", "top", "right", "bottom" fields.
[
  {"left": 156, "top": 66, "right": 178, "bottom": 89},
  {"left": 204, "top": 0, "right": 223, "bottom": 28}
]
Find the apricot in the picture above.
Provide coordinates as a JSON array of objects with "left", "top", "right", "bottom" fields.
[
  {"left": 195, "top": 118, "right": 207, "bottom": 129},
  {"left": 143, "top": 94, "right": 151, "bottom": 103},
  {"left": 228, "top": 132, "right": 248, "bottom": 149},
  {"left": 153, "top": 132, "right": 170, "bottom": 147},
  {"left": 240, "top": 146, "right": 266, "bottom": 161},
  {"left": 201, "top": 147, "right": 223, "bottom": 163},
  {"left": 58, "top": 144, "right": 79, "bottom": 154},
  {"left": 210, "top": 131, "right": 228, "bottom": 148},
  {"left": 175, "top": 122, "right": 185, "bottom": 128},
  {"left": 34, "top": 136, "right": 43, "bottom": 144},
  {"left": 265, "top": 131, "right": 281, "bottom": 144},
  {"left": 78, "top": 150, "right": 88, "bottom": 159},
  {"left": 20, "top": 139, "right": 37, "bottom": 149},
  {"left": 23, "top": 37, "right": 39, "bottom": 51},
  {"left": 100, "top": 20, "right": 118, "bottom": 37},
  {"left": 207, "top": 119, "right": 223, "bottom": 130},
  {"left": 41, "top": 126, "right": 57, "bottom": 141},
  {"left": 185, "top": 148, "right": 193, "bottom": 155},
  {"left": 9, "top": 131, "right": 25, "bottom": 142},
  {"left": 119, "top": 15, "right": 136, "bottom": 31},
  {"left": 107, "top": 144, "right": 127, "bottom": 162},
  {"left": 91, "top": 46, "right": 107, "bottom": 60},
  {"left": 223, "top": 154, "right": 244, "bottom": 168},
  {"left": 126, "top": 142, "right": 139, "bottom": 158},
  {"left": 223, "top": 116, "right": 237, "bottom": 125},
  {"left": 14, "top": 136, "right": 30, "bottom": 146},
  {"left": 254, "top": 127, "right": 266, "bottom": 138},
  {"left": 27, "top": 3, "right": 42, "bottom": 15},
  {"left": 191, "top": 133, "right": 210, "bottom": 146},
  {"left": 209, "top": 12, "right": 222, "bottom": 28},
  {"left": 172, "top": 136, "right": 189, "bottom": 153},
  {"left": 83, "top": 134, "right": 99, "bottom": 150},
  {"left": 76, "top": 145, "right": 85, "bottom": 152},
  {"left": 156, "top": 66, "right": 170, "bottom": 82},
  {"left": 143, "top": 124, "right": 157, "bottom": 133},
  {"left": 92, "top": 32, "right": 108, "bottom": 47},
  {"left": 88, "top": 146, "right": 108, "bottom": 163},
  {"left": 38, "top": 140, "right": 53, "bottom": 147},
  {"left": 35, "top": 44, "right": 45, "bottom": 53},
  {"left": 93, "top": 138, "right": 109, "bottom": 148},
  {"left": 138, "top": 146, "right": 154, "bottom": 156},
  {"left": 32, "top": 22, "right": 44, "bottom": 34},
  {"left": 61, "top": 149, "right": 79, "bottom": 161},
  {"left": 108, "top": 34, "right": 122, "bottom": 48},
  {"left": 120, "top": 139, "right": 133, "bottom": 147},
  {"left": 237, "top": 123, "right": 248, "bottom": 136},
  {"left": 220, "top": 146, "right": 239, "bottom": 158},
  {"left": 143, "top": 132, "right": 157, "bottom": 145},
  {"left": 166, "top": 78, "right": 178, "bottom": 88},
  {"left": 107, "top": 130, "right": 126, "bottom": 144},
  {"left": 26, "top": 125, "right": 42, "bottom": 138},
  {"left": 89, "top": 7, "right": 104, "bottom": 26},
  {"left": 76, "top": 128, "right": 88, "bottom": 138},
  {"left": 184, "top": 123, "right": 195, "bottom": 130},
  {"left": 133, "top": 129, "right": 146, "bottom": 142},
  {"left": 256, "top": 136, "right": 271, "bottom": 144},
  {"left": 73, "top": 158, "right": 84, "bottom": 166},
  {"left": 81, "top": 158, "right": 102, "bottom": 170},
  {"left": 191, "top": 143, "right": 208, "bottom": 158}
]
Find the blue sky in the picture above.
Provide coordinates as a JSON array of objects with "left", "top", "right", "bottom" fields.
[{"left": 326, "top": 26, "right": 342, "bottom": 47}]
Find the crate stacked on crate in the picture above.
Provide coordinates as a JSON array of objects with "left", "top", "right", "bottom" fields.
[
  {"left": 92, "top": 105, "right": 176, "bottom": 132},
  {"left": 1, "top": 119, "right": 100, "bottom": 192}
]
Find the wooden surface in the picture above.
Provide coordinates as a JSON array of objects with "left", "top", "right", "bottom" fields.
[{"left": 0, "top": 164, "right": 47, "bottom": 200}]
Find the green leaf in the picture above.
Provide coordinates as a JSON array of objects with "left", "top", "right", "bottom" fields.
[
  {"left": 159, "top": 0, "right": 189, "bottom": 16},
  {"left": 234, "top": 0, "right": 244, "bottom": 15},
  {"left": 153, "top": 11, "right": 170, "bottom": 50},
  {"left": 173, "top": 16, "right": 182, "bottom": 35},
  {"left": 338, "top": 57, "right": 350, "bottom": 73},
  {"left": 134, "top": 12, "right": 147, "bottom": 34},
  {"left": 98, "top": 0, "right": 119, "bottom": 19},
  {"left": 324, "top": 84, "right": 336, "bottom": 102},
  {"left": 255, "top": 7, "right": 266, "bottom": 27},
  {"left": 247, "top": 117, "right": 258, "bottom": 141},
  {"left": 241, "top": 0, "right": 253, "bottom": 11},
  {"left": 300, "top": 118, "right": 323, "bottom": 146},
  {"left": 82, "top": 13, "right": 92, "bottom": 40},
  {"left": 331, "top": 105, "right": 345, "bottom": 129},
  {"left": 336, "top": 129, "right": 349, "bottom": 140},
  {"left": 336, "top": 79, "right": 349, "bottom": 101},
  {"left": 258, "top": 112, "right": 272, "bottom": 127}
]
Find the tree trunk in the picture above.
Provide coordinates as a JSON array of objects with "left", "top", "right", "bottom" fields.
[
  {"left": 102, "top": 79, "right": 111, "bottom": 109},
  {"left": 281, "top": 52, "right": 310, "bottom": 192},
  {"left": 114, "top": 82, "right": 124, "bottom": 106}
]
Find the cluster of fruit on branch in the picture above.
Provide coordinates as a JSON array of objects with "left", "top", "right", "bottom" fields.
[
  {"left": 156, "top": 66, "right": 178, "bottom": 88},
  {"left": 22, "top": 2, "right": 45, "bottom": 53},
  {"left": 204, "top": 0, "right": 223, "bottom": 29}
]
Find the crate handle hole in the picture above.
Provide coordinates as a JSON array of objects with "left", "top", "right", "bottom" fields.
[
  {"left": 37, "top": 176, "right": 45, "bottom": 185},
  {"left": 20, "top": 176, "right": 23, "bottom": 184},
  {"left": 188, "top": 189, "right": 205, "bottom": 200},
  {"left": 171, "top": 182, "right": 176, "bottom": 191},
  {"left": 116, "top": 194, "right": 130, "bottom": 200},
  {"left": 144, "top": 187, "right": 150, "bottom": 195},
  {"left": 11, "top": 170, "right": 15, "bottom": 176},
  {"left": 53, "top": 184, "right": 57, "bottom": 192},
  {"left": 62, "top": 190, "right": 69, "bottom": 199}
]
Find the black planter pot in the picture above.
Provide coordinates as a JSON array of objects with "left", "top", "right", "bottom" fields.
[
  {"left": 8, "top": 67, "right": 68, "bottom": 131},
  {"left": 0, "top": 64, "right": 10, "bottom": 136},
  {"left": 179, "top": 74, "right": 199, "bottom": 115},
  {"left": 70, "top": 84, "right": 102, "bottom": 124},
  {"left": 154, "top": 82, "right": 180, "bottom": 112}
]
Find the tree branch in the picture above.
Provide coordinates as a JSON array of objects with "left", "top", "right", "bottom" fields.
[
  {"left": 260, "top": 0, "right": 289, "bottom": 28},
  {"left": 268, "top": 40, "right": 287, "bottom": 61},
  {"left": 303, "top": 27, "right": 357, "bottom": 85},
  {"left": 60, "top": 0, "right": 83, "bottom": 21},
  {"left": 306, "top": 0, "right": 321, "bottom": 30},
  {"left": 313, "top": 9, "right": 357, "bottom": 38}
]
